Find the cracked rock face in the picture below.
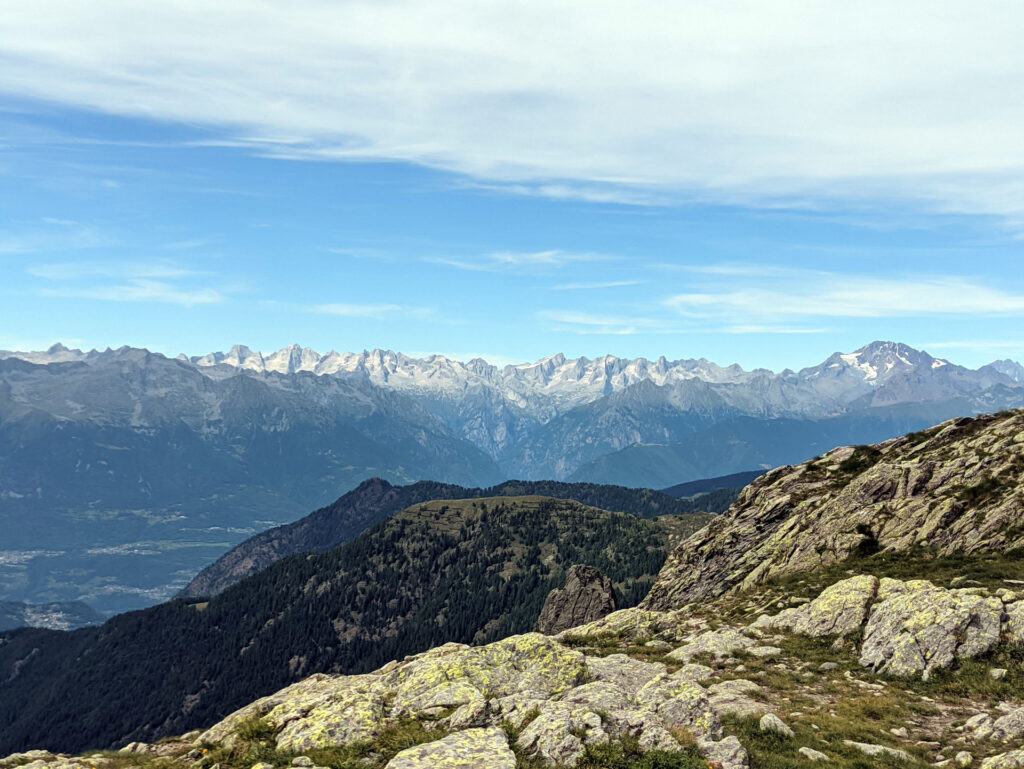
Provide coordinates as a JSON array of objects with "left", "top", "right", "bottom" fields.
[
  {"left": 859, "top": 578, "right": 1003, "bottom": 680},
  {"left": 534, "top": 565, "right": 618, "bottom": 635}
]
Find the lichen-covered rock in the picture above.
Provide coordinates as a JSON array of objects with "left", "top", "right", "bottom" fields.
[
  {"left": 585, "top": 653, "right": 666, "bottom": 691},
  {"left": 384, "top": 727, "right": 516, "bottom": 769},
  {"left": 757, "top": 575, "right": 879, "bottom": 637},
  {"left": 197, "top": 673, "right": 386, "bottom": 749},
  {"left": 559, "top": 681, "right": 632, "bottom": 712},
  {"left": 516, "top": 702, "right": 606, "bottom": 766},
  {"left": 385, "top": 633, "right": 587, "bottom": 716},
  {"left": 698, "top": 735, "right": 749, "bottom": 769},
  {"left": 557, "top": 607, "right": 690, "bottom": 644},
  {"left": 859, "top": 579, "right": 1003, "bottom": 679},
  {"left": 534, "top": 565, "right": 617, "bottom": 635},
  {"left": 843, "top": 740, "right": 912, "bottom": 761},
  {"left": 970, "top": 708, "right": 1024, "bottom": 742},
  {"left": 643, "top": 411, "right": 1024, "bottom": 611},
  {"left": 706, "top": 679, "right": 766, "bottom": 718},
  {"left": 983, "top": 750, "right": 1024, "bottom": 769},
  {"left": 667, "top": 628, "right": 755, "bottom": 662},
  {"left": 635, "top": 673, "right": 721, "bottom": 738},
  {"left": 759, "top": 713, "right": 794, "bottom": 737},
  {"left": 799, "top": 746, "right": 830, "bottom": 761},
  {"left": 1004, "top": 602, "right": 1024, "bottom": 643}
]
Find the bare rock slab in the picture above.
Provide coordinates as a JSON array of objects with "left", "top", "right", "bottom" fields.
[{"left": 384, "top": 727, "right": 515, "bottom": 769}]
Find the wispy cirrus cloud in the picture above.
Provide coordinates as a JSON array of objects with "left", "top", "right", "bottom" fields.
[
  {"left": 4, "top": 2, "right": 1024, "bottom": 222},
  {"left": 29, "top": 257, "right": 223, "bottom": 306},
  {"left": 666, "top": 269, "right": 1024, "bottom": 321},
  {"left": 436, "top": 250, "right": 607, "bottom": 273},
  {"left": 550, "top": 280, "right": 644, "bottom": 291},
  {"left": 41, "top": 279, "right": 222, "bottom": 306},
  {"left": 28, "top": 259, "right": 200, "bottom": 281},
  {"left": 311, "top": 303, "right": 433, "bottom": 319},
  {"left": 537, "top": 310, "right": 665, "bottom": 336}
]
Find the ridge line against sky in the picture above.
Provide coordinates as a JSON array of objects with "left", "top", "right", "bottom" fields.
[
  {"left": 1, "top": 1, "right": 1023, "bottom": 369},
  {"left": 4, "top": 341, "right": 1020, "bottom": 377}
]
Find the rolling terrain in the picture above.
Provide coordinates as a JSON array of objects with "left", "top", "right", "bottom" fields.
[{"left": 0, "top": 496, "right": 707, "bottom": 754}]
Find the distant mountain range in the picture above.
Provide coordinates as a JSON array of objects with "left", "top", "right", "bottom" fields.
[{"left": 1, "top": 340, "right": 1021, "bottom": 614}]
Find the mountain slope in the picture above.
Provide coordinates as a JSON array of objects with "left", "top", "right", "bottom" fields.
[
  {"left": 0, "top": 496, "right": 708, "bottom": 754},
  {"left": 181, "top": 478, "right": 696, "bottom": 598},
  {"left": 643, "top": 408, "right": 1024, "bottom": 610},
  {"left": 2, "top": 341, "right": 1022, "bottom": 613},
  {"left": 0, "top": 353, "right": 500, "bottom": 613}
]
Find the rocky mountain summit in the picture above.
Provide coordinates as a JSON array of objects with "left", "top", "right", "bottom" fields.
[
  {"left": 644, "top": 408, "right": 1024, "bottom": 610},
  {"left": 534, "top": 565, "right": 618, "bottom": 635}
]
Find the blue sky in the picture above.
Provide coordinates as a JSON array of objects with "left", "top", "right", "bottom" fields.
[{"left": 2, "top": 1, "right": 1023, "bottom": 370}]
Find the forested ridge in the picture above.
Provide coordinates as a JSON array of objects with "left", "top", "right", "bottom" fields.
[
  {"left": 0, "top": 496, "right": 710, "bottom": 755},
  {"left": 181, "top": 477, "right": 715, "bottom": 598}
]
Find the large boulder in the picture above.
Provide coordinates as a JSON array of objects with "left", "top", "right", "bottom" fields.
[
  {"left": 756, "top": 575, "right": 878, "bottom": 637},
  {"left": 384, "top": 634, "right": 587, "bottom": 716},
  {"left": 384, "top": 727, "right": 516, "bottom": 769},
  {"left": 535, "top": 565, "right": 618, "bottom": 635},
  {"left": 859, "top": 579, "right": 1003, "bottom": 679},
  {"left": 667, "top": 628, "right": 755, "bottom": 662},
  {"left": 197, "top": 673, "right": 386, "bottom": 750}
]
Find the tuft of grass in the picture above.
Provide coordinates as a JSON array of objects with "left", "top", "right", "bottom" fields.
[
  {"left": 723, "top": 714, "right": 931, "bottom": 769},
  {"left": 576, "top": 735, "right": 705, "bottom": 769}
]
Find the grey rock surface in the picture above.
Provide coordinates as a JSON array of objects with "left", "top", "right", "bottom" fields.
[{"left": 535, "top": 565, "right": 618, "bottom": 635}]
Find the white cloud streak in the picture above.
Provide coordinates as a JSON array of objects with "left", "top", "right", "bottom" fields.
[
  {"left": 550, "top": 280, "right": 644, "bottom": 291},
  {"left": 537, "top": 310, "right": 664, "bottom": 336},
  {"left": 666, "top": 271, "right": 1024, "bottom": 320},
  {"left": 5, "top": 2, "right": 1024, "bottom": 220},
  {"left": 436, "top": 250, "right": 605, "bottom": 273},
  {"left": 42, "top": 279, "right": 222, "bottom": 306},
  {"left": 312, "top": 303, "right": 433, "bottom": 319}
]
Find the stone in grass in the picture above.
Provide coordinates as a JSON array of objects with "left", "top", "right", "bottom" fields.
[
  {"left": 798, "top": 746, "right": 830, "bottom": 761},
  {"left": 843, "top": 740, "right": 912, "bottom": 761},
  {"left": 698, "top": 735, "right": 749, "bottom": 769},
  {"left": 759, "top": 713, "right": 794, "bottom": 738},
  {"left": 384, "top": 727, "right": 516, "bottom": 769}
]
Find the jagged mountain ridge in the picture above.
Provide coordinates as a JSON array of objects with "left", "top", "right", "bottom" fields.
[
  {"left": 0, "top": 351, "right": 501, "bottom": 614},
  {"left": 2, "top": 340, "right": 1022, "bottom": 613},
  {"left": 643, "top": 408, "right": 1024, "bottom": 610},
  {"left": 7, "top": 341, "right": 1020, "bottom": 466}
]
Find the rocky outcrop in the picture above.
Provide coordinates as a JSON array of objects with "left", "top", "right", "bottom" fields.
[
  {"left": 384, "top": 727, "right": 516, "bottom": 769},
  {"left": 534, "top": 565, "right": 617, "bottom": 635},
  {"left": 755, "top": 574, "right": 878, "bottom": 638},
  {"left": 859, "top": 579, "right": 1003, "bottom": 680},
  {"left": 186, "top": 627, "right": 753, "bottom": 768},
  {"left": 644, "top": 410, "right": 1024, "bottom": 610},
  {"left": 752, "top": 573, "right": 1022, "bottom": 680}
]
